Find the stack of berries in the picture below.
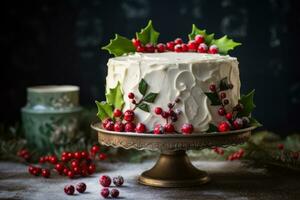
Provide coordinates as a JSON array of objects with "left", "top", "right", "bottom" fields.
[{"left": 100, "top": 175, "right": 124, "bottom": 198}]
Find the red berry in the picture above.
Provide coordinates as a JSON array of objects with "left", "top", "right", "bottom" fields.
[
  {"left": 218, "top": 121, "right": 230, "bottom": 132},
  {"left": 71, "top": 160, "right": 79, "bottom": 168},
  {"left": 39, "top": 156, "right": 45, "bottom": 163},
  {"left": 55, "top": 163, "right": 64, "bottom": 172},
  {"left": 218, "top": 107, "right": 226, "bottom": 116},
  {"left": 64, "top": 185, "right": 75, "bottom": 195},
  {"left": 132, "top": 99, "right": 137, "bottom": 104},
  {"left": 174, "top": 38, "right": 183, "bottom": 44},
  {"left": 111, "top": 188, "right": 120, "bottom": 198},
  {"left": 125, "top": 122, "right": 136, "bottom": 132},
  {"left": 209, "top": 84, "right": 216, "bottom": 92},
  {"left": 194, "top": 34, "right": 205, "bottom": 44},
  {"left": 174, "top": 44, "right": 183, "bottom": 52},
  {"left": 197, "top": 43, "right": 208, "bottom": 53},
  {"left": 220, "top": 92, "right": 226, "bottom": 99},
  {"left": 135, "top": 123, "right": 146, "bottom": 133},
  {"left": 166, "top": 41, "right": 175, "bottom": 51},
  {"left": 145, "top": 43, "right": 155, "bottom": 53},
  {"left": 124, "top": 110, "right": 135, "bottom": 122},
  {"left": 223, "top": 99, "right": 229, "bottom": 105},
  {"left": 187, "top": 40, "right": 198, "bottom": 51},
  {"left": 73, "top": 166, "right": 81, "bottom": 174},
  {"left": 136, "top": 45, "right": 145, "bottom": 52},
  {"left": 62, "top": 167, "right": 69, "bottom": 176},
  {"left": 181, "top": 44, "right": 188, "bottom": 52},
  {"left": 113, "top": 176, "right": 124, "bottom": 186},
  {"left": 28, "top": 165, "right": 35, "bottom": 174},
  {"left": 49, "top": 156, "right": 58, "bottom": 164},
  {"left": 44, "top": 155, "right": 49, "bottom": 162},
  {"left": 128, "top": 92, "right": 135, "bottom": 99},
  {"left": 225, "top": 113, "right": 233, "bottom": 120},
  {"left": 61, "top": 155, "right": 68, "bottom": 162},
  {"left": 208, "top": 45, "right": 218, "bottom": 54},
  {"left": 81, "top": 151, "right": 89, "bottom": 159},
  {"left": 76, "top": 182, "right": 87, "bottom": 193},
  {"left": 88, "top": 163, "right": 96, "bottom": 174},
  {"left": 67, "top": 170, "right": 74, "bottom": 179},
  {"left": 102, "top": 118, "right": 112, "bottom": 129},
  {"left": 277, "top": 143, "right": 284, "bottom": 150},
  {"left": 113, "top": 109, "right": 122, "bottom": 117},
  {"left": 73, "top": 151, "right": 81, "bottom": 160},
  {"left": 104, "top": 120, "right": 115, "bottom": 131},
  {"left": 91, "top": 145, "right": 100, "bottom": 154},
  {"left": 154, "top": 124, "right": 164, "bottom": 134},
  {"left": 114, "top": 121, "right": 125, "bottom": 132},
  {"left": 181, "top": 123, "right": 193, "bottom": 134},
  {"left": 132, "top": 38, "right": 141, "bottom": 48},
  {"left": 292, "top": 152, "right": 299, "bottom": 160},
  {"left": 100, "top": 175, "right": 111, "bottom": 187},
  {"left": 81, "top": 168, "right": 89, "bottom": 177},
  {"left": 164, "top": 123, "right": 175, "bottom": 133},
  {"left": 99, "top": 153, "right": 107, "bottom": 160},
  {"left": 161, "top": 111, "right": 170, "bottom": 118},
  {"left": 101, "top": 188, "right": 110, "bottom": 198},
  {"left": 154, "top": 107, "right": 163, "bottom": 115},
  {"left": 67, "top": 152, "right": 74, "bottom": 160},
  {"left": 41, "top": 169, "right": 50, "bottom": 178},
  {"left": 31, "top": 168, "right": 40, "bottom": 176},
  {"left": 156, "top": 43, "right": 166, "bottom": 52},
  {"left": 233, "top": 118, "right": 243, "bottom": 129}
]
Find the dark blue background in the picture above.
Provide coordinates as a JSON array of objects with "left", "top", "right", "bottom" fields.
[{"left": 1, "top": 0, "right": 300, "bottom": 134}]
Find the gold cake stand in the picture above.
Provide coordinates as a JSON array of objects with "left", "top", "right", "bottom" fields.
[{"left": 91, "top": 122, "right": 255, "bottom": 188}]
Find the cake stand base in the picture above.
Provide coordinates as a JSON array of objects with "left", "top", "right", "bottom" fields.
[{"left": 138, "top": 150, "right": 210, "bottom": 187}]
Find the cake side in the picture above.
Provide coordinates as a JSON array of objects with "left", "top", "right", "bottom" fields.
[{"left": 106, "top": 52, "right": 240, "bottom": 132}]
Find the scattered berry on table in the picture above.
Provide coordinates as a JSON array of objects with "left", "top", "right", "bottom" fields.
[
  {"left": 41, "top": 169, "right": 50, "bottom": 178},
  {"left": 100, "top": 175, "right": 112, "bottom": 187},
  {"left": 76, "top": 182, "right": 87, "bottom": 193},
  {"left": 101, "top": 188, "right": 110, "bottom": 198},
  {"left": 111, "top": 188, "right": 120, "bottom": 198},
  {"left": 64, "top": 185, "right": 75, "bottom": 195},
  {"left": 113, "top": 176, "right": 124, "bottom": 187},
  {"left": 99, "top": 153, "right": 107, "bottom": 160}
]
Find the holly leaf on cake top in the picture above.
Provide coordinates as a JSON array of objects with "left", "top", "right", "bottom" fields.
[
  {"left": 237, "top": 89, "right": 256, "bottom": 117},
  {"left": 138, "top": 79, "right": 148, "bottom": 95},
  {"left": 144, "top": 92, "right": 158, "bottom": 103},
  {"left": 106, "top": 82, "right": 125, "bottom": 110},
  {"left": 211, "top": 36, "right": 241, "bottom": 55},
  {"left": 102, "top": 34, "right": 135, "bottom": 57},
  {"left": 188, "top": 24, "right": 215, "bottom": 44},
  {"left": 95, "top": 101, "right": 113, "bottom": 121},
  {"left": 136, "top": 20, "right": 160, "bottom": 45}
]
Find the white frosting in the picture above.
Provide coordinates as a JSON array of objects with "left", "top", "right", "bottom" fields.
[{"left": 106, "top": 52, "right": 240, "bottom": 132}]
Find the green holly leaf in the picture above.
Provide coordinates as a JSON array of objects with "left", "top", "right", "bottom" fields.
[
  {"left": 188, "top": 24, "right": 215, "bottom": 44},
  {"left": 237, "top": 90, "right": 256, "bottom": 117},
  {"left": 136, "top": 20, "right": 160, "bottom": 45},
  {"left": 95, "top": 101, "right": 113, "bottom": 121},
  {"left": 205, "top": 92, "right": 222, "bottom": 106},
  {"left": 211, "top": 35, "right": 241, "bottom": 55},
  {"left": 138, "top": 79, "right": 148, "bottom": 96},
  {"left": 219, "top": 77, "right": 230, "bottom": 91},
  {"left": 207, "top": 123, "right": 218, "bottom": 133},
  {"left": 105, "top": 82, "right": 124, "bottom": 110},
  {"left": 137, "top": 103, "right": 150, "bottom": 112},
  {"left": 143, "top": 92, "right": 158, "bottom": 103},
  {"left": 249, "top": 117, "right": 262, "bottom": 127},
  {"left": 102, "top": 34, "right": 135, "bottom": 57}
]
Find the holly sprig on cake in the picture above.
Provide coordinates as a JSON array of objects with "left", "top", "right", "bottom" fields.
[{"left": 102, "top": 20, "right": 241, "bottom": 56}]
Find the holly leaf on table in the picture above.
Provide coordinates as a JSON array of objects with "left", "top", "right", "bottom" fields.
[
  {"left": 137, "top": 103, "right": 150, "bottom": 112},
  {"left": 138, "top": 79, "right": 148, "bottom": 96},
  {"left": 143, "top": 92, "right": 158, "bottom": 103},
  {"left": 188, "top": 24, "right": 215, "bottom": 44},
  {"left": 211, "top": 35, "right": 241, "bottom": 55},
  {"left": 136, "top": 20, "right": 160, "bottom": 45},
  {"left": 237, "top": 89, "right": 256, "bottom": 117},
  {"left": 205, "top": 92, "right": 222, "bottom": 106},
  {"left": 95, "top": 101, "right": 113, "bottom": 121},
  {"left": 101, "top": 34, "right": 135, "bottom": 57},
  {"left": 105, "top": 82, "right": 124, "bottom": 110}
]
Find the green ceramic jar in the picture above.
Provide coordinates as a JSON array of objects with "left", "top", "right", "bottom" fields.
[{"left": 21, "top": 85, "right": 82, "bottom": 153}]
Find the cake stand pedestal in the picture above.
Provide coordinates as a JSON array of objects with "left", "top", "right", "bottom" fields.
[{"left": 91, "top": 123, "right": 255, "bottom": 188}]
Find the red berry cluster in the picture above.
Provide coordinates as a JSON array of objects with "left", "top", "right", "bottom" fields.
[
  {"left": 132, "top": 35, "right": 218, "bottom": 54},
  {"left": 227, "top": 148, "right": 244, "bottom": 161},
  {"left": 64, "top": 182, "right": 87, "bottom": 195},
  {"left": 99, "top": 175, "right": 123, "bottom": 198},
  {"left": 17, "top": 149, "right": 31, "bottom": 161},
  {"left": 28, "top": 165, "right": 50, "bottom": 178}
]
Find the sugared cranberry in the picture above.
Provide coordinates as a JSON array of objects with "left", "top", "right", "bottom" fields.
[
  {"left": 156, "top": 43, "right": 166, "bottom": 52},
  {"left": 154, "top": 124, "right": 164, "bottom": 134},
  {"left": 91, "top": 145, "right": 100, "bottom": 154},
  {"left": 88, "top": 163, "right": 96, "bottom": 174},
  {"left": 104, "top": 120, "right": 115, "bottom": 131},
  {"left": 64, "top": 185, "right": 75, "bottom": 195},
  {"left": 181, "top": 123, "right": 193, "bottom": 134},
  {"left": 174, "top": 44, "right": 183, "bottom": 52},
  {"left": 154, "top": 107, "right": 163, "bottom": 115},
  {"left": 128, "top": 92, "right": 135, "bottom": 99},
  {"left": 194, "top": 34, "right": 204, "bottom": 44},
  {"left": 76, "top": 182, "right": 87, "bottom": 193},
  {"left": 136, "top": 45, "right": 145, "bottom": 52},
  {"left": 145, "top": 43, "right": 155, "bottom": 53},
  {"left": 220, "top": 92, "right": 226, "bottom": 99},
  {"left": 164, "top": 123, "right": 175, "bottom": 133},
  {"left": 101, "top": 188, "right": 110, "bottom": 198},
  {"left": 55, "top": 163, "right": 64, "bottom": 172},
  {"left": 111, "top": 189, "right": 120, "bottom": 198},
  {"left": 208, "top": 45, "right": 218, "bottom": 54},
  {"left": 132, "top": 38, "right": 141, "bottom": 48},
  {"left": 99, "top": 153, "right": 107, "bottom": 160},
  {"left": 166, "top": 41, "right": 175, "bottom": 51},
  {"left": 209, "top": 84, "right": 216, "bottom": 92},
  {"left": 218, "top": 121, "right": 230, "bottom": 132},
  {"left": 100, "top": 175, "right": 111, "bottom": 187},
  {"left": 114, "top": 121, "right": 125, "bottom": 132},
  {"left": 223, "top": 99, "right": 229, "bottom": 105},
  {"left": 187, "top": 40, "right": 198, "bottom": 51},
  {"left": 233, "top": 118, "right": 243, "bottom": 129},
  {"left": 125, "top": 122, "right": 136, "bottom": 132},
  {"left": 102, "top": 118, "right": 113, "bottom": 129},
  {"left": 181, "top": 44, "right": 189, "bottom": 52},
  {"left": 113, "top": 176, "right": 124, "bottom": 186},
  {"left": 136, "top": 123, "right": 146, "bottom": 133},
  {"left": 124, "top": 110, "right": 135, "bottom": 122},
  {"left": 197, "top": 43, "right": 208, "bottom": 53},
  {"left": 174, "top": 38, "right": 183, "bottom": 45},
  {"left": 218, "top": 107, "right": 226, "bottom": 116},
  {"left": 161, "top": 111, "right": 170, "bottom": 118},
  {"left": 113, "top": 109, "right": 122, "bottom": 118},
  {"left": 225, "top": 113, "right": 233, "bottom": 120}
]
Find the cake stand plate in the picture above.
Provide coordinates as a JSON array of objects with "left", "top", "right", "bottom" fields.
[{"left": 91, "top": 122, "right": 256, "bottom": 188}]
